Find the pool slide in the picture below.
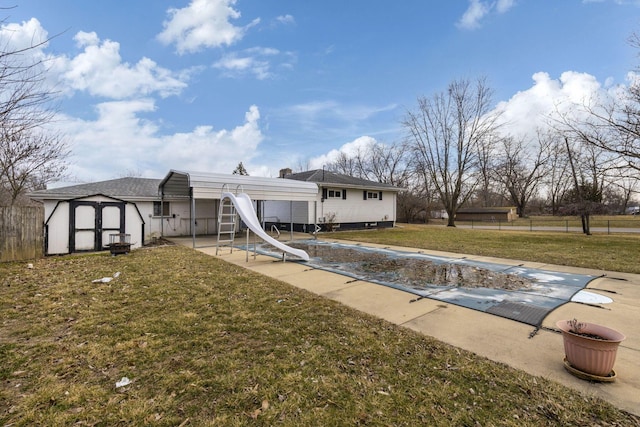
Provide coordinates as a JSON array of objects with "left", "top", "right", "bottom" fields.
[{"left": 221, "top": 192, "right": 310, "bottom": 261}]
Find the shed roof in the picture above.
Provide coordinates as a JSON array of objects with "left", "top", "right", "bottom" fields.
[
  {"left": 283, "top": 169, "right": 403, "bottom": 191},
  {"left": 159, "top": 170, "right": 318, "bottom": 201},
  {"left": 28, "top": 178, "right": 161, "bottom": 201}
]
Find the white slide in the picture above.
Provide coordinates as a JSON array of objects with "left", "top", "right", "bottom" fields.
[{"left": 221, "top": 192, "right": 310, "bottom": 261}]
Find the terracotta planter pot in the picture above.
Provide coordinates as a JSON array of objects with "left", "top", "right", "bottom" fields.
[{"left": 556, "top": 320, "right": 625, "bottom": 377}]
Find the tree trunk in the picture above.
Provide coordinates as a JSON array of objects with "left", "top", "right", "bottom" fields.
[
  {"left": 581, "top": 214, "right": 591, "bottom": 235},
  {"left": 446, "top": 209, "right": 456, "bottom": 227}
]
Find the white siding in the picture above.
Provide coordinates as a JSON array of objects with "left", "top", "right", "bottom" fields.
[
  {"left": 45, "top": 200, "right": 70, "bottom": 255},
  {"left": 318, "top": 189, "right": 396, "bottom": 224},
  {"left": 43, "top": 195, "right": 147, "bottom": 254}
]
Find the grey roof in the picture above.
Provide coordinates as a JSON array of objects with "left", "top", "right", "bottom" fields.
[
  {"left": 29, "top": 177, "right": 162, "bottom": 201},
  {"left": 283, "top": 169, "right": 403, "bottom": 191}
]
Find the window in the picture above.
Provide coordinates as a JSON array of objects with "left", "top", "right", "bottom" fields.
[
  {"left": 363, "top": 191, "right": 383, "bottom": 201},
  {"left": 323, "top": 188, "right": 346, "bottom": 200},
  {"left": 153, "top": 201, "right": 170, "bottom": 217}
]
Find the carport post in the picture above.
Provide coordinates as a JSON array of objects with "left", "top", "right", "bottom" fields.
[
  {"left": 314, "top": 201, "right": 317, "bottom": 240},
  {"left": 290, "top": 200, "right": 293, "bottom": 241},
  {"left": 191, "top": 196, "right": 196, "bottom": 248}
]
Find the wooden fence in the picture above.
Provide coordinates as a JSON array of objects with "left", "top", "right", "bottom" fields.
[{"left": 0, "top": 205, "right": 44, "bottom": 262}]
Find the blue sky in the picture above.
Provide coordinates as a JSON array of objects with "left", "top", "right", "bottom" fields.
[{"left": 4, "top": 0, "right": 640, "bottom": 182}]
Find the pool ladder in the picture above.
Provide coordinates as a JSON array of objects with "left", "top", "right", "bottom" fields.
[{"left": 215, "top": 184, "right": 243, "bottom": 255}]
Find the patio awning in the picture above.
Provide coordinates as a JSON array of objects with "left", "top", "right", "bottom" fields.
[{"left": 159, "top": 170, "right": 319, "bottom": 202}]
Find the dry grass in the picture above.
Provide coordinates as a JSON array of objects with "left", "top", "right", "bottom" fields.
[
  {"left": 335, "top": 224, "right": 640, "bottom": 274},
  {"left": 1, "top": 245, "right": 639, "bottom": 426}
]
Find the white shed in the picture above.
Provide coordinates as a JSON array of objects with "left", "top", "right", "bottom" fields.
[{"left": 28, "top": 178, "right": 158, "bottom": 255}]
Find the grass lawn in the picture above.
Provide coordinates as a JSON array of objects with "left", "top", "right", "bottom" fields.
[
  {"left": 1, "top": 244, "right": 639, "bottom": 426},
  {"left": 334, "top": 224, "right": 640, "bottom": 274}
]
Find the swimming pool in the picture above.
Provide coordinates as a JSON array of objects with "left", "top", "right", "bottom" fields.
[{"left": 247, "top": 239, "right": 601, "bottom": 327}]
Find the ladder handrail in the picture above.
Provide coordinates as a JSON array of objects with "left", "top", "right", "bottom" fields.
[{"left": 216, "top": 188, "right": 237, "bottom": 256}]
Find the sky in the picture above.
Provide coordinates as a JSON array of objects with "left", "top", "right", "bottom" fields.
[{"left": 3, "top": 0, "right": 640, "bottom": 183}]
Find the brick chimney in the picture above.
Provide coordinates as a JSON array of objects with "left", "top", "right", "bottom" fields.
[{"left": 279, "top": 168, "right": 292, "bottom": 178}]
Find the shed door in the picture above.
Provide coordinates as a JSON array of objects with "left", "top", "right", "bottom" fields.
[{"left": 69, "top": 201, "right": 125, "bottom": 252}]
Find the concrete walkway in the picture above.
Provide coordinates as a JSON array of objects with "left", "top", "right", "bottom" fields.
[{"left": 171, "top": 236, "right": 640, "bottom": 416}]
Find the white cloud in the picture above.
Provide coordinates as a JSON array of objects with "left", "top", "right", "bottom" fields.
[
  {"left": 52, "top": 31, "right": 188, "bottom": 99},
  {"left": 496, "top": 0, "right": 516, "bottom": 13},
  {"left": 157, "top": 0, "right": 260, "bottom": 54},
  {"left": 492, "top": 71, "right": 612, "bottom": 137},
  {"left": 308, "top": 136, "right": 377, "bottom": 169},
  {"left": 457, "top": 0, "right": 491, "bottom": 30},
  {"left": 285, "top": 101, "right": 397, "bottom": 125},
  {"left": 0, "top": 17, "right": 49, "bottom": 54},
  {"left": 275, "top": 14, "right": 295, "bottom": 25},
  {"left": 457, "top": 0, "right": 516, "bottom": 30},
  {"left": 213, "top": 47, "right": 291, "bottom": 79},
  {"left": 59, "top": 103, "right": 265, "bottom": 181}
]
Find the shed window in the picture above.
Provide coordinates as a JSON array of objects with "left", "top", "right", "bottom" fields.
[
  {"left": 367, "top": 192, "right": 378, "bottom": 200},
  {"left": 153, "top": 201, "right": 170, "bottom": 217}
]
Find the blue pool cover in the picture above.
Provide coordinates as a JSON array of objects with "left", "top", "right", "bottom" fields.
[{"left": 246, "top": 240, "right": 601, "bottom": 327}]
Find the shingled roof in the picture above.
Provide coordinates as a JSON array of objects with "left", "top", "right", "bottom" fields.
[
  {"left": 29, "top": 177, "right": 162, "bottom": 201},
  {"left": 282, "top": 169, "right": 402, "bottom": 191}
]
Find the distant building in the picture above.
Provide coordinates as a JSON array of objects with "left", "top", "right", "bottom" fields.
[{"left": 455, "top": 207, "right": 517, "bottom": 222}]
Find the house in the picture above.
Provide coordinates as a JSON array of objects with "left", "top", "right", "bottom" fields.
[
  {"left": 29, "top": 169, "right": 403, "bottom": 255},
  {"left": 267, "top": 168, "right": 403, "bottom": 231},
  {"left": 455, "top": 207, "right": 517, "bottom": 222}
]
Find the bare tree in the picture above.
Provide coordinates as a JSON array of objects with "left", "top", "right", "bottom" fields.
[
  {"left": 491, "top": 130, "right": 552, "bottom": 217},
  {"left": 327, "top": 139, "right": 410, "bottom": 186},
  {"left": 545, "top": 133, "right": 572, "bottom": 215},
  {"left": 0, "top": 129, "right": 67, "bottom": 203},
  {"left": 562, "top": 136, "right": 612, "bottom": 235},
  {"left": 403, "top": 77, "right": 502, "bottom": 226},
  {"left": 606, "top": 165, "right": 639, "bottom": 213},
  {"left": 475, "top": 129, "right": 499, "bottom": 207},
  {"left": 0, "top": 24, "right": 68, "bottom": 205}
]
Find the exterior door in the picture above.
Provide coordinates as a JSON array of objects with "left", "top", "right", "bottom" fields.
[{"left": 69, "top": 201, "right": 125, "bottom": 252}]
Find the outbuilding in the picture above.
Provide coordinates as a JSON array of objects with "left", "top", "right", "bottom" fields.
[
  {"left": 28, "top": 178, "right": 160, "bottom": 255},
  {"left": 455, "top": 207, "right": 517, "bottom": 222}
]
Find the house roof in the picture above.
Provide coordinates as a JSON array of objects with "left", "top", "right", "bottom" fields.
[
  {"left": 28, "top": 177, "right": 162, "bottom": 201},
  {"left": 283, "top": 169, "right": 403, "bottom": 191}
]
